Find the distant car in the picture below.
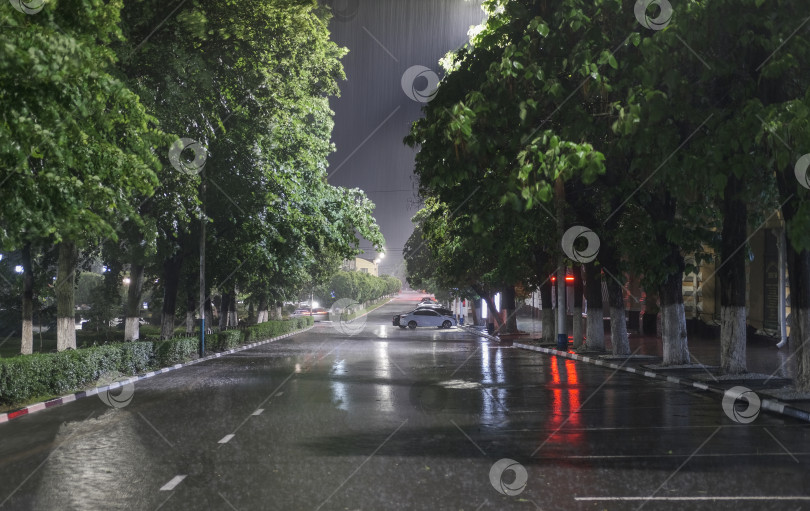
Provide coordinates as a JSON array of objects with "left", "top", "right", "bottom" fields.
[
  {"left": 415, "top": 302, "right": 446, "bottom": 310},
  {"left": 293, "top": 308, "right": 329, "bottom": 321},
  {"left": 419, "top": 297, "right": 438, "bottom": 304},
  {"left": 399, "top": 309, "right": 457, "bottom": 329}
]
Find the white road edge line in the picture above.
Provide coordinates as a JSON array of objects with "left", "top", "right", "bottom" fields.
[
  {"left": 575, "top": 496, "right": 810, "bottom": 501},
  {"left": 160, "top": 475, "right": 187, "bottom": 491},
  {"left": 218, "top": 434, "right": 235, "bottom": 444}
]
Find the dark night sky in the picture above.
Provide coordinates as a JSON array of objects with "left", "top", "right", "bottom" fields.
[{"left": 325, "top": 0, "right": 486, "bottom": 276}]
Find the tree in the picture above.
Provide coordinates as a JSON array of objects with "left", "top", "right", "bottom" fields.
[{"left": 1, "top": 0, "right": 164, "bottom": 351}]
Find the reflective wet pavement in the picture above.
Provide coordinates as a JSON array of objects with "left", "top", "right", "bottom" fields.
[{"left": 1, "top": 295, "right": 809, "bottom": 510}]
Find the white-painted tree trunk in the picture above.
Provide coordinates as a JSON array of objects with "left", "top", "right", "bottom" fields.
[
  {"left": 572, "top": 307, "right": 584, "bottom": 349},
  {"left": 228, "top": 309, "right": 238, "bottom": 327},
  {"left": 56, "top": 318, "right": 76, "bottom": 351},
  {"left": 257, "top": 310, "right": 268, "bottom": 324},
  {"left": 542, "top": 309, "right": 555, "bottom": 343},
  {"left": 586, "top": 307, "right": 605, "bottom": 351},
  {"left": 21, "top": 244, "right": 34, "bottom": 355},
  {"left": 21, "top": 319, "right": 33, "bottom": 355},
  {"left": 720, "top": 305, "right": 747, "bottom": 374},
  {"left": 55, "top": 241, "right": 77, "bottom": 351},
  {"left": 661, "top": 302, "right": 690, "bottom": 365},
  {"left": 610, "top": 306, "right": 630, "bottom": 355},
  {"left": 124, "top": 317, "right": 140, "bottom": 341}
]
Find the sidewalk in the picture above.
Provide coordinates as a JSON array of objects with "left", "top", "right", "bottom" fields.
[
  {"left": 511, "top": 316, "right": 795, "bottom": 378},
  {"left": 464, "top": 316, "right": 810, "bottom": 422}
]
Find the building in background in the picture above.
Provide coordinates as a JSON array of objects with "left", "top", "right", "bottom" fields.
[{"left": 342, "top": 257, "right": 379, "bottom": 277}]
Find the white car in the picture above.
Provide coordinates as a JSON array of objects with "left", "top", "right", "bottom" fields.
[{"left": 399, "top": 309, "right": 457, "bottom": 329}]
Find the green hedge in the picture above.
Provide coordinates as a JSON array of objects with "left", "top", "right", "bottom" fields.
[
  {"left": 244, "top": 316, "right": 312, "bottom": 343},
  {"left": 212, "top": 329, "right": 243, "bottom": 351},
  {"left": 0, "top": 317, "right": 312, "bottom": 407}
]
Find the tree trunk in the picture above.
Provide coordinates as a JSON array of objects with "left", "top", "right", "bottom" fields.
[
  {"left": 719, "top": 173, "right": 748, "bottom": 373},
  {"left": 185, "top": 287, "right": 196, "bottom": 334},
  {"left": 184, "top": 273, "right": 197, "bottom": 334},
  {"left": 21, "top": 243, "right": 34, "bottom": 355},
  {"left": 584, "top": 263, "right": 605, "bottom": 351},
  {"left": 160, "top": 253, "right": 183, "bottom": 339},
  {"left": 228, "top": 287, "right": 238, "bottom": 327},
  {"left": 219, "top": 291, "right": 231, "bottom": 329},
  {"left": 607, "top": 276, "right": 630, "bottom": 355},
  {"left": 572, "top": 265, "right": 584, "bottom": 349},
  {"left": 775, "top": 164, "right": 810, "bottom": 390},
  {"left": 269, "top": 301, "right": 283, "bottom": 321},
  {"left": 204, "top": 293, "right": 214, "bottom": 331},
  {"left": 540, "top": 279, "right": 555, "bottom": 343},
  {"left": 124, "top": 263, "right": 145, "bottom": 341},
  {"left": 643, "top": 288, "right": 660, "bottom": 336},
  {"left": 471, "top": 299, "right": 480, "bottom": 326},
  {"left": 659, "top": 267, "right": 690, "bottom": 365},
  {"left": 502, "top": 285, "right": 518, "bottom": 333},
  {"left": 483, "top": 294, "right": 503, "bottom": 331},
  {"left": 257, "top": 294, "right": 268, "bottom": 324},
  {"left": 56, "top": 241, "right": 78, "bottom": 351},
  {"left": 785, "top": 242, "right": 810, "bottom": 392}
]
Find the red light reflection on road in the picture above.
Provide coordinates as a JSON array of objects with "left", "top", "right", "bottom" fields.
[{"left": 545, "top": 357, "right": 584, "bottom": 447}]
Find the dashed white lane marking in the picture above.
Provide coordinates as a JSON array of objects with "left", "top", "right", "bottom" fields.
[
  {"left": 252, "top": 409, "right": 264, "bottom": 416},
  {"left": 274, "top": 392, "right": 284, "bottom": 397},
  {"left": 160, "top": 475, "right": 186, "bottom": 491},
  {"left": 218, "top": 434, "right": 235, "bottom": 444}
]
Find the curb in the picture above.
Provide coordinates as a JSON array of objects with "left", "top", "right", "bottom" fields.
[
  {"left": 513, "top": 342, "right": 810, "bottom": 424},
  {"left": 460, "top": 325, "right": 500, "bottom": 341},
  {"left": 0, "top": 325, "right": 315, "bottom": 425}
]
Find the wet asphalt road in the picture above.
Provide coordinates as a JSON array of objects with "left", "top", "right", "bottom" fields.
[{"left": 1, "top": 294, "right": 809, "bottom": 511}]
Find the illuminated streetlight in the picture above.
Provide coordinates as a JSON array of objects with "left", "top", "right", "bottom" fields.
[
  {"left": 14, "top": 265, "right": 23, "bottom": 274},
  {"left": 123, "top": 277, "right": 131, "bottom": 285}
]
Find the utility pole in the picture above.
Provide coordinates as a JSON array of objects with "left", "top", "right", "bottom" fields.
[
  {"left": 199, "top": 170, "right": 206, "bottom": 357},
  {"left": 555, "top": 176, "right": 568, "bottom": 351}
]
